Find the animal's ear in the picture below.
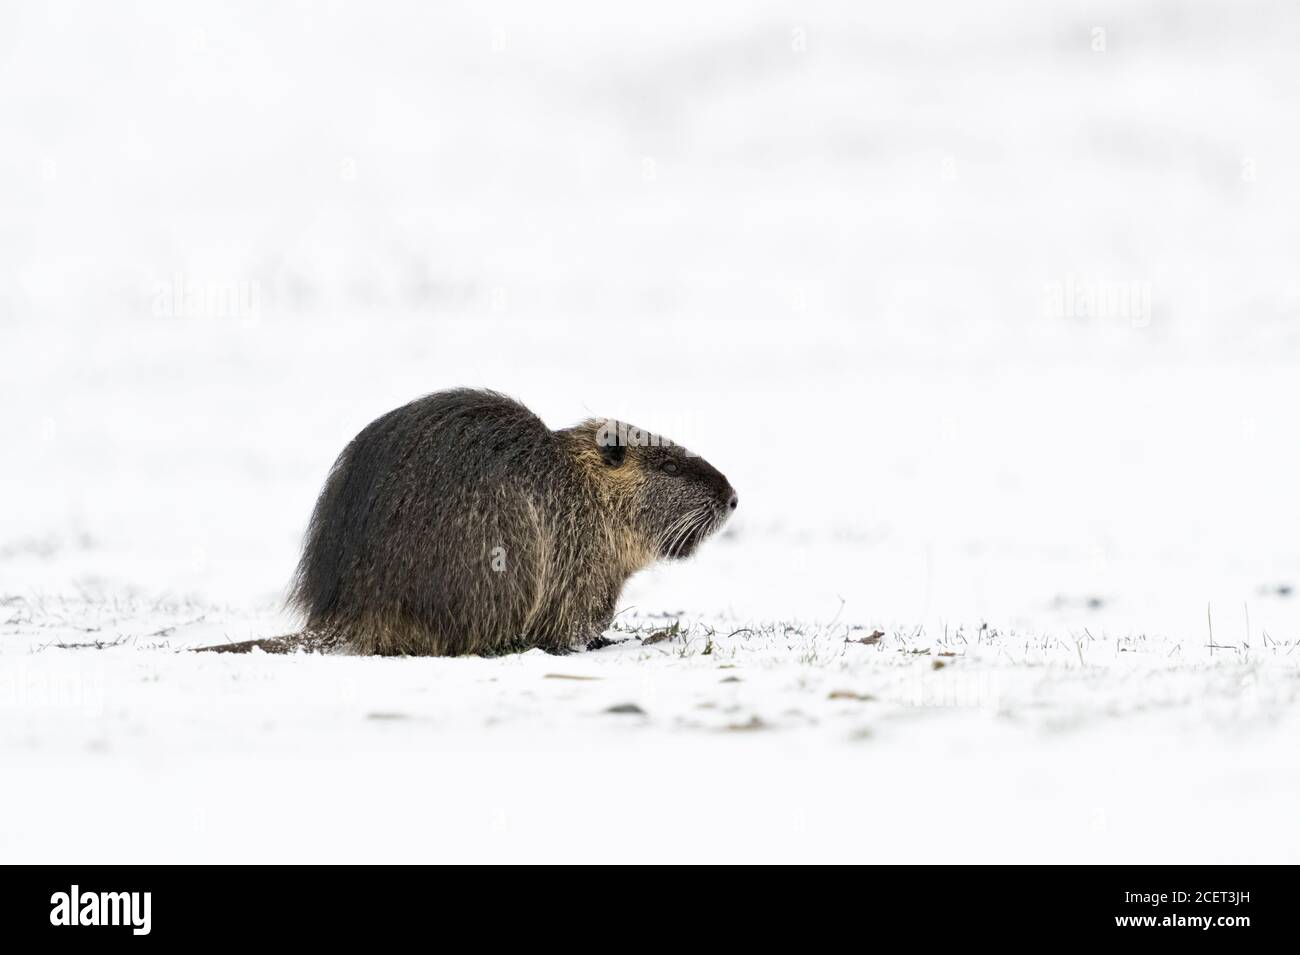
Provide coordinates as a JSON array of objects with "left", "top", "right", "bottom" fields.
[
  {"left": 593, "top": 419, "right": 626, "bottom": 467},
  {"left": 599, "top": 441, "right": 627, "bottom": 468}
]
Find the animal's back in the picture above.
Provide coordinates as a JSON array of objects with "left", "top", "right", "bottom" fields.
[{"left": 290, "top": 389, "right": 565, "bottom": 654}]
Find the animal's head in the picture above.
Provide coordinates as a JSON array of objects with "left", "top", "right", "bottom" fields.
[{"left": 563, "top": 418, "right": 737, "bottom": 561}]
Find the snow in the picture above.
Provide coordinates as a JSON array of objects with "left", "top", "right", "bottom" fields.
[
  {"left": 2, "top": 0, "right": 1299, "bottom": 861},
  {"left": 4, "top": 601, "right": 1298, "bottom": 862}
]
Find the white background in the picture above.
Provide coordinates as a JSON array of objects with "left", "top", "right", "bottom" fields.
[{"left": 2, "top": 1, "right": 1298, "bottom": 862}]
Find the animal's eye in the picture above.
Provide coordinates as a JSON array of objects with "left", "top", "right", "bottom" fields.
[{"left": 660, "top": 462, "right": 679, "bottom": 475}]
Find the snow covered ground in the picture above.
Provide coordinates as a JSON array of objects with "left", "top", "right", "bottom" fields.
[{"left": 2, "top": 0, "right": 1299, "bottom": 861}]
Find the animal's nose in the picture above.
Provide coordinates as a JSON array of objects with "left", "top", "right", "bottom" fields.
[{"left": 727, "top": 492, "right": 738, "bottom": 511}]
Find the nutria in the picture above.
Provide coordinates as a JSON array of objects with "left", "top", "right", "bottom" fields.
[{"left": 206, "top": 389, "right": 736, "bottom": 656}]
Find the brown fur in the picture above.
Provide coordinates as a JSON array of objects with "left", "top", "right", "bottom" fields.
[{"left": 267, "top": 389, "right": 736, "bottom": 656}]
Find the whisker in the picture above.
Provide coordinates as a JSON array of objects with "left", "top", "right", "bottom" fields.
[
  {"left": 657, "top": 511, "right": 693, "bottom": 552},
  {"left": 668, "top": 506, "right": 712, "bottom": 556}
]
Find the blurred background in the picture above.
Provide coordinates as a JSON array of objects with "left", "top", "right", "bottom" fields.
[{"left": 3, "top": 0, "right": 1298, "bottom": 641}]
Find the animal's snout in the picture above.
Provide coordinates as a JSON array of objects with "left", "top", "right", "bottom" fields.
[{"left": 726, "top": 490, "right": 738, "bottom": 512}]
